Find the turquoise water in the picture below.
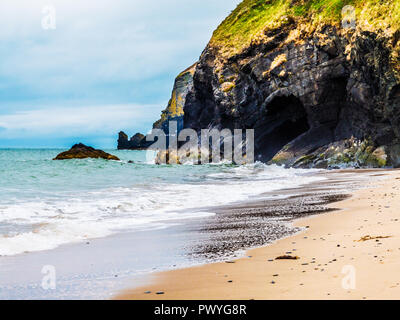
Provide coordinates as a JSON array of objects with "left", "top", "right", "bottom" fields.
[
  {"left": 0, "top": 149, "right": 324, "bottom": 256},
  {"left": 0, "top": 149, "right": 228, "bottom": 201}
]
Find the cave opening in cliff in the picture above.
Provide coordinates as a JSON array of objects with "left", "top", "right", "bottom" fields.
[
  {"left": 255, "top": 95, "right": 310, "bottom": 162},
  {"left": 390, "top": 84, "right": 400, "bottom": 100}
]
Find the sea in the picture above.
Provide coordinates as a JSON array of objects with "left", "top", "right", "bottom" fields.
[
  {"left": 0, "top": 149, "right": 326, "bottom": 256},
  {"left": 0, "top": 148, "right": 326, "bottom": 298}
]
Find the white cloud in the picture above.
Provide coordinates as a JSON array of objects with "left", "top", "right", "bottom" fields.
[
  {"left": 0, "top": 104, "right": 160, "bottom": 138},
  {"left": 0, "top": 0, "right": 241, "bottom": 93},
  {"left": 0, "top": 0, "right": 242, "bottom": 146}
]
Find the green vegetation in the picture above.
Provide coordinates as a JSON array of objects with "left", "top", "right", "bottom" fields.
[
  {"left": 211, "top": 0, "right": 400, "bottom": 57},
  {"left": 294, "top": 0, "right": 352, "bottom": 19},
  {"left": 211, "top": 0, "right": 291, "bottom": 56}
]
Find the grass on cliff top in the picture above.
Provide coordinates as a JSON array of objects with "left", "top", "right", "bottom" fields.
[{"left": 211, "top": 0, "right": 400, "bottom": 57}]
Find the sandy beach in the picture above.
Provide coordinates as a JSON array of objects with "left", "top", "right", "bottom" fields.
[{"left": 116, "top": 169, "right": 400, "bottom": 300}]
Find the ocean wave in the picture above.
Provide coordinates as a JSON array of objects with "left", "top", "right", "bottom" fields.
[{"left": 0, "top": 159, "right": 326, "bottom": 256}]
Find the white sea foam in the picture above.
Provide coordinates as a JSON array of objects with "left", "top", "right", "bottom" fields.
[{"left": 0, "top": 162, "right": 325, "bottom": 256}]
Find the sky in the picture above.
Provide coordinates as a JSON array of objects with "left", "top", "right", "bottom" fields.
[{"left": 0, "top": 0, "right": 241, "bottom": 148}]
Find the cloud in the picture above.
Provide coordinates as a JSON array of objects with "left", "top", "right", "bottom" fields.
[
  {"left": 0, "top": 104, "right": 160, "bottom": 138},
  {"left": 0, "top": 0, "right": 241, "bottom": 103},
  {"left": 0, "top": 0, "right": 242, "bottom": 147}
]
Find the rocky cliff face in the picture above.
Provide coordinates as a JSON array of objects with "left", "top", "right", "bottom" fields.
[
  {"left": 125, "top": 0, "right": 400, "bottom": 168},
  {"left": 151, "top": 0, "right": 399, "bottom": 167},
  {"left": 118, "top": 64, "right": 196, "bottom": 150},
  {"left": 184, "top": 27, "right": 399, "bottom": 167},
  {"left": 153, "top": 63, "right": 196, "bottom": 131}
]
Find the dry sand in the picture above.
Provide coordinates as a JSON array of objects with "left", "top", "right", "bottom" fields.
[{"left": 116, "top": 169, "right": 400, "bottom": 300}]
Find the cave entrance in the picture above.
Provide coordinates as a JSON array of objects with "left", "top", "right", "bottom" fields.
[{"left": 255, "top": 95, "right": 310, "bottom": 162}]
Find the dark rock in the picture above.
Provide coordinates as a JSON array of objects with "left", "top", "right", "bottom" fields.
[
  {"left": 275, "top": 255, "right": 299, "bottom": 260},
  {"left": 130, "top": 133, "right": 145, "bottom": 146},
  {"left": 117, "top": 131, "right": 150, "bottom": 150},
  {"left": 140, "top": 20, "right": 400, "bottom": 168},
  {"left": 117, "top": 131, "right": 129, "bottom": 149},
  {"left": 53, "top": 143, "right": 120, "bottom": 161}
]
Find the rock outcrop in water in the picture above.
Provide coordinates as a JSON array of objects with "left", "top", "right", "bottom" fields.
[
  {"left": 121, "top": 0, "right": 400, "bottom": 168},
  {"left": 117, "top": 132, "right": 149, "bottom": 150},
  {"left": 54, "top": 143, "right": 120, "bottom": 161}
]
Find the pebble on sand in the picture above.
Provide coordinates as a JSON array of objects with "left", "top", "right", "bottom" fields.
[{"left": 275, "top": 255, "right": 299, "bottom": 260}]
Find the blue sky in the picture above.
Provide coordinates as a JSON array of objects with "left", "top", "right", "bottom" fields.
[{"left": 0, "top": 0, "right": 241, "bottom": 148}]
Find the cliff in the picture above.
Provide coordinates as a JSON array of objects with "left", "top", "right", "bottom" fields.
[
  {"left": 118, "top": 64, "right": 196, "bottom": 150},
  {"left": 125, "top": 0, "right": 400, "bottom": 168},
  {"left": 152, "top": 63, "right": 196, "bottom": 131}
]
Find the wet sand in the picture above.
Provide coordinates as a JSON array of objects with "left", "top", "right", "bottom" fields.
[
  {"left": 116, "top": 169, "right": 400, "bottom": 300},
  {"left": 0, "top": 168, "right": 354, "bottom": 299}
]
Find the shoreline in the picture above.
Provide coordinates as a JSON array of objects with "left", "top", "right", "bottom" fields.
[
  {"left": 116, "top": 168, "right": 400, "bottom": 300},
  {"left": 0, "top": 162, "right": 349, "bottom": 299}
]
